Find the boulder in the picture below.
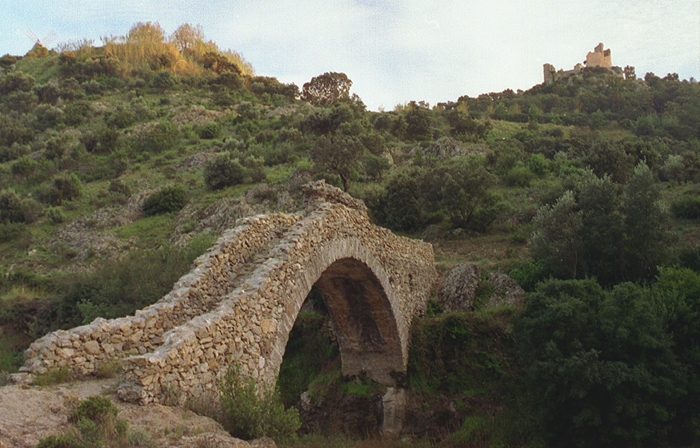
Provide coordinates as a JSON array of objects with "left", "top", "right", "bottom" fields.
[
  {"left": 485, "top": 273, "right": 525, "bottom": 309},
  {"left": 438, "top": 264, "right": 481, "bottom": 312}
]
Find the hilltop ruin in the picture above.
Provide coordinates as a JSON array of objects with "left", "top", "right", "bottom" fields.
[{"left": 543, "top": 43, "right": 632, "bottom": 84}]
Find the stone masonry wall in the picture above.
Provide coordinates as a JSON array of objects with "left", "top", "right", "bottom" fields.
[
  {"left": 22, "top": 181, "right": 436, "bottom": 406},
  {"left": 22, "top": 213, "right": 302, "bottom": 376},
  {"left": 117, "top": 198, "right": 435, "bottom": 404}
]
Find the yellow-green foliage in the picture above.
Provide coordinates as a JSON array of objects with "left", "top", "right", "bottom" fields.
[{"left": 95, "top": 22, "right": 253, "bottom": 78}]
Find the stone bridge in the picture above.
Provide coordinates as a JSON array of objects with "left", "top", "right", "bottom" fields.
[{"left": 21, "top": 182, "right": 436, "bottom": 405}]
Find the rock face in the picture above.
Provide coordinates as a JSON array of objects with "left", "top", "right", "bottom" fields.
[
  {"left": 438, "top": 264, "right": 482, "bottom": 312},
  {"left": 22, "top": 181, "right": 436, "bottom": 406},
  {"left": 485, "top": 273, "right": 525, "bottom": 309},
  {"left": 438, "top": 264, "right": 525, "bottom": 312}
]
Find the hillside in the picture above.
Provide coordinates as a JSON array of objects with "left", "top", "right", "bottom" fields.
[{"left": 2, "top": 23, "right": 700, "bottom": 447}]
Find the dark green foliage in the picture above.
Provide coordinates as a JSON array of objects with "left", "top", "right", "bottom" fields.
[
  {"left": 213, "top": 70, "right": 243, "bottom": 89},
  {"left": 404, "top": 102, "right": 434, "bottom": 141},
  {"left": 445, "top": 108, "right": 491, "bottom": 141},
  {"left": 309, "top": 135, "right": 363, "bottom": 191},
  {"left": 621, "top": 163, "right": 669, "bottom": 282},
  {"left": 0, "top": 71, "right": 35, "bottom": 94},
  {"left": 56, "top": 238, "right": 213, "bottom": 326},
  {"left": 278, "top": 310, "right": 339, "bottom": 407},
  {"left": 530, "top": 165, "right": 668, "bottom": 285},
  {"left": 34, "top": 83, "right": 60, "bottom": 104},
  {"left": 70, "top": 396, "right": 118, "bottom": 424},
  {"left": 301, "top": 104, "right": 354, "bottom": 135},
  {"left": 42, "top": 173, "right": 83, "bottom": 205},
  {"left": 108, "top": 179, "right": 131, "bottom": 197},
  {"left": 249, "top": 75, "right": 298, "bottom": 99},
  {"left": 197, "top": 121, "right": 221, "bottom": 139},
  {"left": 44, "top": 134, "right": 72, "bottom": 160},
  {"left": 36, "top": 434, "right": 79, "bottom": 448},
  {"left": 151, "top": 70, "right": 175, "bottom": 89},
  {"left": 204, "top": 153, "right": 246, "bottom": 189},
  {"left": 10, "top": 156, "right": 38, "bottom": 178},
  {"left": 0, "top": 189, "right": 40, "bottom": 223},
  {"left": 0, "top": 115, "right": 33, "bottom": 147},
  {"left": 104, "top": 106, "right": 136, "bottom": 129},
  {"left": 516, "top": 279, "right": 686, "bottom": 448},
  {"left": 371, "top": 157, "right": 503, "bottom": 233},
  {"left": 220, "top": 365, "right": 301, "bottom": 442},
  {"left": 37, "top": 396, "right": 129, "bottom": 448},
  {"left": 203, "top": 152, "right": 265, "bottom": 190},
  {"left": 301, "top": 72, "right": 352, "bottom": 105},
  {"left": 671, "top": 194, "right": 700, "bottom": 220},
  {"left": 135, "top": 122, "right": 178, "bottom": 153},
  {"left": 142, "top": 186, "right": 188, "bottom": 216},
  {"left": 35, "top": 104, "right": 64, "bottom": 130}
]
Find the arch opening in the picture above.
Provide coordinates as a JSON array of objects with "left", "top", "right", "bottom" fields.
[{"left": 311, "top": 257, "right": 405, "bottom": 386}]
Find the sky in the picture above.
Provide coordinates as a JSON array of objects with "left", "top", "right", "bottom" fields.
[{"left": 1, "top": 0, "right": 698, "bottom": 110}]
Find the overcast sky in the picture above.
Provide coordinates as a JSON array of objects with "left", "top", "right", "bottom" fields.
[{"left": 1, "top": 0, "right": 698, "bottom": 110}]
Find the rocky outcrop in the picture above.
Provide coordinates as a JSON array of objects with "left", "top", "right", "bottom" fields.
[
  {"left": 485, "top": 273, "right": 525, "bottom": 309},
  {"left": 438, "top": 264, "right": 525, "bottom": 312},
  {"left": 438, "top": 264, "right": 481, "bottom": 312}
]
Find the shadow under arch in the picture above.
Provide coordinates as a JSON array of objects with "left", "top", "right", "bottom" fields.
[
  {"left": 313, "top": 257, "right": 404, "bottom": 386},
  {"left": 269, "top": 237, "right": 407, "bottom": 388}
]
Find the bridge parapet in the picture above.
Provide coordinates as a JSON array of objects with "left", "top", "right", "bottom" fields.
[{"left": 21, "top": 213, "right": 302, "bottom": 376}]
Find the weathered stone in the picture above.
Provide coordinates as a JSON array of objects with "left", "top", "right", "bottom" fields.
[
  {"left": 22, "top": 182, "right": 436, "bottom": 409},
  {"left": 438, "top": 264, "right": 481, "bottom": 312},
  {"left": 485, "top": 273, "right": 525, "bottom": 309},
  {"left": 83, "top": 340, "right": 100, "bottom": 355}
]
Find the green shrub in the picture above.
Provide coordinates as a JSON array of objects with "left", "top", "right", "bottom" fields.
[
  {"left": 32, "top": 366, "right": 74, "bottom": 386},
  {"left": 10, "top": 156, "right": 38, "bottom": 177},
  {"left": 220, "top": 365, "right": 300, "bottom": 442},
  {"left": 70, "top": 396, "right": 118, "bottom": 423},
  {"left": 198, "top": 121, "right": 221, "bottom": 139},
  {"left": 135, "top": 122, "right": 179, "bottom": 153},
  {"left": 108, "top": 179, "right": 132, "bottom": 197},
  {"left": 151, "top": 70, "right": 175, "bottom": 89},
  {"left": 47, "top": 206, "right": 67, "bottom": 224},
  {"left": 671, "top": 195, "right": 700, "bottom": 220},
  {"left": 36, "top": 433, "right": 81, "bottom": 448},
  {"left": 37, "top": 396, "right": 129, "bottom": 448},
  {"left": 0, "top": 222, "right": 28, "bottom": 242},
  {"left": 42, "top": 173, "right": 83, "bottom": 205},
  {"left": 504, "top": 163, "right": 535, "bottom": 187},
  {"left": 142, "top": 186, "right": 188, "bottom": 216},
  {"left": 203, "top": 153, "right": 246, "bottom": 190},
  {"left": 0, "top": 189, "right": 40, "bottom": 223}
]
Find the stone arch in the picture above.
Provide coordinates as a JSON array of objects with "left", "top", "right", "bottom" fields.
[
  {"left": 21, "top": 182, "right": 436, "bottom": 405},
  {"left": 265, "top": 238, "right": 406, "bottom": 388}
]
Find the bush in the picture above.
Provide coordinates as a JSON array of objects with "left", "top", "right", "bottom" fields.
[
  {"left": 42, "top": 173, "right": 83, "bottom": 205},
  {"left": 135, "top": 122, "right": 179, "bottom": 153},
  {"left": 142, "top": 186, "right": 188, "bottom": 216},
  {"left": 198, "top": 121, "right": 221, "bottom": 139},
  {"left": 671, "top": 195, "right": 700, "bottom": 220},
  {"left": 47, "top": 207, "right": 67, "bottom": 224},
  {"left": 0, "top": 189, "right": 40, "bottom": 223},
  {"left": 220, "top": 365, "right": 300, "bottom": 442},
  {"left": 203, "top": 152, "right": 267, "bottom": 190},
  {"left": 151, "top": 70, "right": 175, "bottom": 89},
  {"left": 37, "top": 396, "right": 129, "bottom": 448}
]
